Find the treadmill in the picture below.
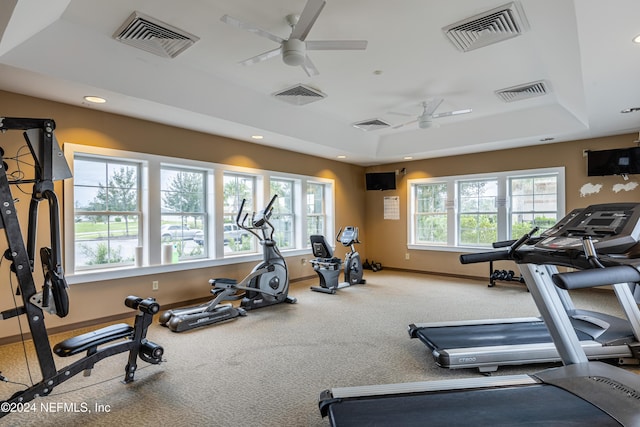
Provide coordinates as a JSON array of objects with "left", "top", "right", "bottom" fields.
[
  {"left": 318, "top": 203, "right": 640, "bottom": 426},
  {"left": 409, "top": 205, "right": 640, "bottom": 372}
]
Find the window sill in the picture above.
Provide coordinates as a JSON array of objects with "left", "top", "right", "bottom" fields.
[{"left": 66, "top": 248, "right": 312, "bottom": 285}]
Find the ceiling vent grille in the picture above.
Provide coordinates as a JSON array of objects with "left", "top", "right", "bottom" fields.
[
  {"left": 352, "top": 119, "right": 391, "bottom": 131},
  {"left": 113, "top": 11, "right": 199, "bottom": 58},
  {"left": 272, "top": 84, "right": 327, "bottom": 106},
  {"left": 495, "top": 80, "right": 548, "bottom": 102},
  {"left": 443, "top": 2, "right": 527, "bottom": 52}
]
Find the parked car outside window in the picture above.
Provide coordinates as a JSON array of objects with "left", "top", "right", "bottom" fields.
[
  {"left": 160, "top": 224, "right": 201, "bottom": 241},
  {"left": 193, "top": 224, "right": 248, "bottom": 246}
]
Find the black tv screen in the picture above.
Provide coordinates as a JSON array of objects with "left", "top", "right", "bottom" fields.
[
  {"left": 587, "top": 147, "right": 640, "bottom": 176},
  {"left": 366, "top": 172, "right": 396, "bottom": 191}
]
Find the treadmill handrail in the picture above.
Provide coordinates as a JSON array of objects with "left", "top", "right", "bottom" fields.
[{"left": 553, "top": 265, "right": 640, "bottom": 290}]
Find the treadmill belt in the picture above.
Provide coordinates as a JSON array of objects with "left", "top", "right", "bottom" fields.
[
  {"left": 327, "top": 384, "right": 620, "bottom": 426},
  {"left": 416, "top": 321, "right": 592, "bottom": 350}
]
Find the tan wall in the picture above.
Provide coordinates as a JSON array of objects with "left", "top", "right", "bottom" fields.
[
  {"left": 0, "top": 91, "right": 365, "bottom": 339},
  {"left": 364, "top": 134, "right": 640, "bottom": 278},
  {"left": 2, "top": 88, "right": 637, "bottom": 339}
]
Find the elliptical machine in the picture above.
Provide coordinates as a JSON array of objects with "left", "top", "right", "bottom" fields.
[
  {"left": 310, "top": 226, "right": 365, "bottom": 294},
  {"left": 159, "top": 195, "right": 296, "bottom": 332}
]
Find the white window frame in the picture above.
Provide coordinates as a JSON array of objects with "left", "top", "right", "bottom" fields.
[
  {"left": 407, "top": 167, "right": 565, "bottom": 252},
  {"left": 63, "top": 144, "right": 335, "bottom": 284}
]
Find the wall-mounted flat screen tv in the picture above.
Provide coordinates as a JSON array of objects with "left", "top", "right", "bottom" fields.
[
  {"left": 587, "top": 147, "right": 640, "bottom": 176},
  {"left": 365, "top": 172, "right": 396, "bottom": 191}
]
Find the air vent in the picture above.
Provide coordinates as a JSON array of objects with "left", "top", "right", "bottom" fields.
[
  {"left": 443, "top": 2, "right": 527, "bottom": 52},
  {"left": 113, "top": 11, "right": 199, "bottom": 58},
  {"left": 352, "top": 119, "right": 391, "bottom": 131},
  {"left": 272, "top": 84, "right": 327, "bottom": 106},
  {"left": 495, "top": 80, "right": 547, "bottom": 102}
]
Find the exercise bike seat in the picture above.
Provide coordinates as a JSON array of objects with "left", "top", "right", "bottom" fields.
[{"left": 53, "top": 323, "right": 134, "bottom": 357}]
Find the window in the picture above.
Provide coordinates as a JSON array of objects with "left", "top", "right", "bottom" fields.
[
  {"left": 408, "top": 168, "right": 564, "bottom": 250},
  {"left": 414, "top": 182, "right": 447, "bottom": 244},
  {"left": 270, "top": 179, "right": 295, "bottom": 249},
  {"left": 306, "top": 182, "right": 326, "bottom": 240},
  {"left": 458, "top": 179, "right": 498, "bottom": 246},
  {"left": 510, "top": 175, "right": 559, "bottom": 238},
  {"left": 73, "top": 156, "right": 141, "bottom": 270},
  {"left": 160, "top": 166, "right": 207, "bottom": 260},
  {"left": 63, "top": 144, "right": 335, "bottom": 283},
  {"left": 223, "top": 173, "right": 256, "bottom": 253}
]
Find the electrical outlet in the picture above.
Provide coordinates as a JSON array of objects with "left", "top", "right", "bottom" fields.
[
  {"left": 152, "top": 280, "right": 159, "bottom": 291},
  {"left": 405, "top": 253, "right": 410, "bottom": 260}
]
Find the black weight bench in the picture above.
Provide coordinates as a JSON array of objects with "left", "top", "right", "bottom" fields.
[{"left": 53, "top": 323, "right": 134, "bottom": 357}]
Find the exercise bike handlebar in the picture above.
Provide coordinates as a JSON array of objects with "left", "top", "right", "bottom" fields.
[{"left": 336, "top": 226, "right": 360, "bottom": 246}]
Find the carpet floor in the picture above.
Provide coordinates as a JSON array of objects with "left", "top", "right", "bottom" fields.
[{"left": 0, "top": 269, "right": 637, "bottom": 426}]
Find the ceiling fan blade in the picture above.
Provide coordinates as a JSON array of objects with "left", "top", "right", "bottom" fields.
[
  {"left": 392, "top": 119, "right": 417, "bottom": 129},
  {"left": 387, "top": 111, "right": 414, "bottom": 117},
  {"left": 422, "top": 98, "right": 444, "bottom": 116},
  {"left": 290, "top": 0, "right": 326, "bottom": 41},
  {"left": 301, "top": 55, "right": 320, "bottom": 76},
  {"left": 239, "top": 46, "right": 282, "bottom": 66},
  {"left": 306, "top": 40, "right": 368, "bottom": 50},
  {"left": 221, "top": 14, "right": 284, "bottom": 44},
  {"left": 432, "top": 108, "right": 472, "bottom": 119}
]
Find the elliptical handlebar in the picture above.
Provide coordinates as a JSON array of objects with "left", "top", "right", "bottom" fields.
[{"left": 235, "top": 195, "right": 278, "bottom": 241}]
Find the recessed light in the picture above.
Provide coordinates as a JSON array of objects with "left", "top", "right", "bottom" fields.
[
  {"left": 251, "top": 135, "right": 264, "bottom": 140},
  {"left": 404, "top": 156, "right": 413, "bottom": 160},
  {"left": 337, "top": 155, "right": 347, "bottom": 159},
  {"left": 83, "top": 96, "right": 106, "bottom": 104},
  {"left": 633, "top": 34, "right": 640, "bottom": 44}
]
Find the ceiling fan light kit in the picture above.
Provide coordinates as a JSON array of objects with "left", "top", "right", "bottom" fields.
[
  {"left": 282, "top": 39, "right": 306, "bottom": 66},
  {"left": 418, "top": 117, "right": 435, "bottom": 129}
]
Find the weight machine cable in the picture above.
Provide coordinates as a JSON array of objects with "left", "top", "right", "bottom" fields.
[{"left": 2, "top": 256, "right": 35, "bottom": 388}]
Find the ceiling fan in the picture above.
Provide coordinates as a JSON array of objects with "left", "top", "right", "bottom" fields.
[
  {"left": 220, "top": 0, "right": 367, "bottom": 76},
  {"left": 392, "top": 98, "right": 472, "bottom": 129}
]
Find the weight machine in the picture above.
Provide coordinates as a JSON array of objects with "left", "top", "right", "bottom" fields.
[{"left": 0, "top": 117, "right": 163, "bottom": 417}]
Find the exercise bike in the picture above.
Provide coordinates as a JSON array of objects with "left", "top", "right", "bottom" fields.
[
  {"left": 310, "top": 226, "right": 365, "bottom": 294},
  {"left": 159, "top": 195, "right": 296, "bottom": 332}
]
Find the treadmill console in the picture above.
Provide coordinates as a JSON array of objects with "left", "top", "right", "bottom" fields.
[{"left": 535, "top": 203, "right": 640, "bottom": 254}]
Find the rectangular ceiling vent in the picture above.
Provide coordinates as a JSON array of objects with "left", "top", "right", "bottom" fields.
[
  {"left": 272, "top": 84, "right": 326, "bottom": 106},
  {"left": 443, "top": 2, "right": 527, "bottom": 52},
  {"left": 495, "top": 80, "right": 548, "bottom": 102},
  {"left": 352, "top": 119, "right": 391, "bottom": 131},
  {"left": 113, "top": 11, "right": 199, "bottom": 58}
]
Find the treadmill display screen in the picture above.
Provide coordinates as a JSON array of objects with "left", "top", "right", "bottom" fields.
[
  {"left": 586, "top": 218, "right": 615, "bottom": 227},
  {"left": 535, "top": 203, "right": 640, "bottom": 255}
]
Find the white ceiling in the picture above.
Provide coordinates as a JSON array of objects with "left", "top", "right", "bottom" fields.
[{"left": 0, "top": 0, "right": 639, "bottom": 166}]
